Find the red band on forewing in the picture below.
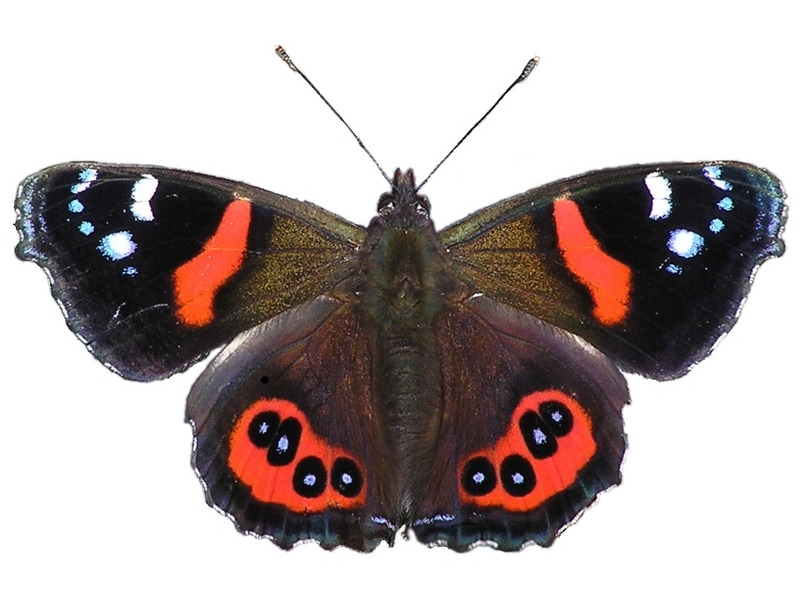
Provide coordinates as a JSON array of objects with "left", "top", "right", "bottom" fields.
[
  {"left": 553, "top": 198, "right": 631, "bottom": 325},
  {"left": 173, "top": 199, "right": 251, "bottom": 327},
  {"left": 228, "top": 399, "right": 366, "bottom": 511},
  {"left": 459, "top": 390, "right": 596, "bottom": 511}
]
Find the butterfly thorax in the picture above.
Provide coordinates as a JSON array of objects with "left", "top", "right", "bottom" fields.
[{"left": 361, "top": 169, "right": 464, "bottom": 325}]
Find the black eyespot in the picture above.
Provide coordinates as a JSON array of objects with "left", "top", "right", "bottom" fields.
[
  {"left": 519, "top": 411, "right": 558, "bottom": 459},
  {"left": 260, "top": 375, "right": 270, "bottom": 384},
  {"left": 461, "top": 456, "right": 497, "bottom": 497},
  {"left": 539, "top": 400, "right": 574, "bottom": 437},
  {"left": 267, "top": 417, "right": 301, "bottom": 466},
  {"left": 500, "top": 454, "right": 536, "bottom": 497},
  {"left": 247, "top": 411, "right": 280, "bottom": 448},
  {"left": 331, "top": 457, "right": 363, "bottom": 498},
  {"left": 292, "top": 456, "right": 327, "bottom": 498}
]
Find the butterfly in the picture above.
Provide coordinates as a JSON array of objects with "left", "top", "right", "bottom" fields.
[{"left": 14, "top": 157, "right": 786, "bottom": 551}]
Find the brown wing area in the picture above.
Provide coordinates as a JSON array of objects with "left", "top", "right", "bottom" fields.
[
  {"left": 186, "top": 296, "right": 399, "bottom": 551},
  {"left": 411, "top": 295, "right": 629, "bottom": 551},
  {"left": 212, "top": 208, "right": 363, "bottom": 333},
  {"left": 442, "top": 211, "right": 590, "bottom": 331}
]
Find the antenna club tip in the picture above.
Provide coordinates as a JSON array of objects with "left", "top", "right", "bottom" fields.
[
  {"left": 517, "top": 56, "right": 540, "bottom": 82},
  {"left": 275, "top": 45, "right": 299, "bottom": 72}
]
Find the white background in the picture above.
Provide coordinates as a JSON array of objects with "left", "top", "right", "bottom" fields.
[{"left": 1, "top": 1, "right": 796, "bottom": 598}]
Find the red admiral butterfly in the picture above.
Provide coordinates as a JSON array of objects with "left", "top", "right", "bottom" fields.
[
  {"left": 15, "top": 158, "right": 786, "bottom": 551},
  {"left": 13, "top": 49, "right": 787, "bottom": 552}
]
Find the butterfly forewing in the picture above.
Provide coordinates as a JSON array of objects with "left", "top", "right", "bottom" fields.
[
  {"left": 15, "top": 163, "right": 364, "bottom": 380},
  {"left": 441, "top": 162, "right": 786, "bottom": 379}
]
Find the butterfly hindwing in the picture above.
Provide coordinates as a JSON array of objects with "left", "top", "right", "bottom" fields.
[
  {"left": 441, "top": 162, "right": 786, "bottom": 379},
  {"left": 410, "top": 294, "right": 629, "bottom": 550},
  {"left": 15, "top": 163, "right": 364, "bottom": 381},
  {"left": 186, "top": 295, "right": 399, "bottom": 551}
]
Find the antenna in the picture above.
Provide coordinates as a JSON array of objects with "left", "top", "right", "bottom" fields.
[
  {"left": 415, "top": 56, "right": 539, "bottom": 191},
  {"left": 275, "top": 46, "right": 394, "bottom": 187},
  {"left": 275, "top": 47, "right": 539, "bottom": 192}
]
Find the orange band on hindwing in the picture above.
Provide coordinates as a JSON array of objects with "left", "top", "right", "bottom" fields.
[
  {"left": 228, "top": 399, "right": 366, "bottom": 511},
  {"left": 553, "top": 198, "right": 632, "bottom": 325},
  {"left": 459, "top": 390, "right": 597, "bottom": 511},
  {"left": 173, "top": 199, "right": 252, "bottom": 327}
]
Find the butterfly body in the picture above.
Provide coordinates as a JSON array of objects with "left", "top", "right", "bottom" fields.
[
  {"left": 15, "top": 160, "right": 786, "bottom": 551},
  {"left": 358, "top": 170, "right": 465, "bottom": 524}
]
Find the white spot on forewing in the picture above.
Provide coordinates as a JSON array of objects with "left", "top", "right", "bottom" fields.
[
  {"left": 79, "top": 167, "right": 98, "bottom": 182},
  {"left": 709, "top": 218, "right": 725, "bottom": 234},
  {"left": 645, "top": 172, "right": 673, "bottom": 220},
  {"left": 68, "top": 199, "right": 84, "bottom": 213},
  {"left": 703, "top": 165, "right": 733, "bottom": 190},
  {"left": 97, "top": 231, "right": 136, "bottom": 261},
  {"left": 78, "top": 221, "right": 94, "bottom": 236},
  {"left": 645, "top": 172, "right": 672, "bottom": 199},
  {"left": 718, "top": 197, "right": 734, "bottom": 211},
  {"left": 70, "top": 167, "right": 98, "bottom": 194},
  {"left": 649, "top": 197, "right": 672, "bottom": 220},
  {"left": 667, "top": 229, "right": 704, "bottom": 259},
  {"left": 130, "top": 175, "right": 157, "bottom": 221},
  {"left": 665, "top": 263, "right": 683, "bottom": 275}
]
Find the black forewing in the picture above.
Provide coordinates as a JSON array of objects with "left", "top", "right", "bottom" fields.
[
  {"left": 16, "top": 162, "right": 365, "bottom": 381},
  {"left": 440, "top": 162, "right": 786, "bottom": 379}
]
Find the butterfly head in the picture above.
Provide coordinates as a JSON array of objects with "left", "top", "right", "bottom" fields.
[{"left": 377, "top": 169, "right": 431, "bottom": 216}]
